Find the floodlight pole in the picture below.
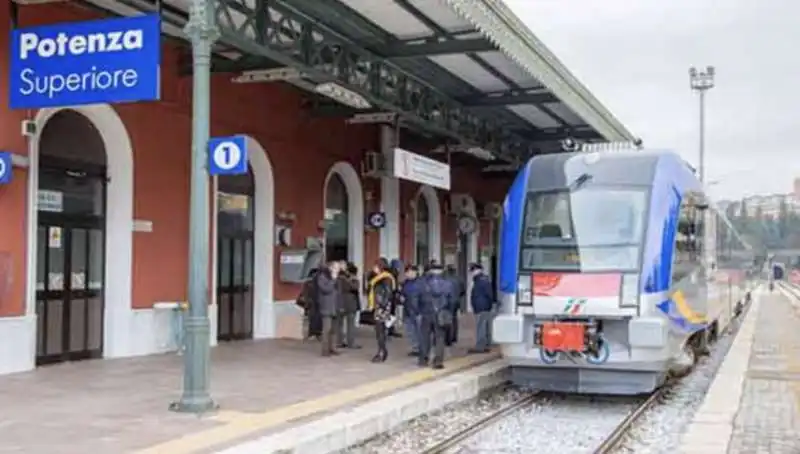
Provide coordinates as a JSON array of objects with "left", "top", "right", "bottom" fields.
[
  {"left": 689, "top": 66, "right": 715, "bottom": 184},
  {"left": 171, "top": 0, "right": 218, "bottom": 413}
]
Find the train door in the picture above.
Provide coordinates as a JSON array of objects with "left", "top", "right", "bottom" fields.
[
  {"left": 36, "top": 110, "right": 107, "bottom": 366},
  {"left": 216, "top": 171, "right": 255, "bottom": 341}
]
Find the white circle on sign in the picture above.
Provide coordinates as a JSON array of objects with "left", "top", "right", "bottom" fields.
[
  {"left": 0, "top": 158, "right": 6, "bottom": 180},
  {"left": 212, "top": 141, "right": 243, "bottom": 171}
]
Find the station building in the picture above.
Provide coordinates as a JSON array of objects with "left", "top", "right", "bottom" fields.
[{"left": 0, "top": 0, "right": 633, "bottom": 375}]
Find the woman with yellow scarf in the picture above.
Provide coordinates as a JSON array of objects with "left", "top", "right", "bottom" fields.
[{"left": 366, "top": 258, "right": 396, "bottom": 362}]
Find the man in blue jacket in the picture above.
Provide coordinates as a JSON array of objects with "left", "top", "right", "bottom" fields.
[
  {"left": 418, "top": 263, "right": 456, "bottom": 369},
  {"left": 468, "top": 263, "right": 495, "bottom": 354},
  {"left": 399, "top": 265, "right": 423, "bottom": 356}
]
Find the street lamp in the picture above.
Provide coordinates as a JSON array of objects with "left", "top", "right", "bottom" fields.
[{"left": 689, "top": 66, "right": 715, "bottom": 184}]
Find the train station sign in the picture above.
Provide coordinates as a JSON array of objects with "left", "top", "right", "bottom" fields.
[
  {"left": 208, "top": 136, "right": 248, "bottom": 176},
  {"left": 8, "top": 14, "right": 161, "bottom": 109},
  {"left": 0, "top": 152, "right": 12, "bottom": 185},
  {"left": 391, "top": 147, "right": 451, "bottom": 191}
]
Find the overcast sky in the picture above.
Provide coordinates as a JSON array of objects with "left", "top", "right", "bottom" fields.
[{"left": 506, "top": 0, "right": 798, "bottom": 200}]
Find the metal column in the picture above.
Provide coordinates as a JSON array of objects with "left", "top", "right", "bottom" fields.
[
  {"left": 170, "top": 0, "right": 218, "bottom": 413},
  {"left": 698, "top": 89, "right": 706, "bottom": 184}
]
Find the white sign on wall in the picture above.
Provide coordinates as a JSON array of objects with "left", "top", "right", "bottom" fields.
[
  {"left": 37, "top": 190, "right": 63, "bottom": 212},
  {"left": 391, "top": 147, "right": 450, "bottom": 190}
]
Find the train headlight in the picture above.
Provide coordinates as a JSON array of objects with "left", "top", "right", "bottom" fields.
[
  {"left": 518, "top": 275, "right": 532, "bottom": 305},
  {"left": 620, "top": 274, "right": 640, "bottom": 308}
]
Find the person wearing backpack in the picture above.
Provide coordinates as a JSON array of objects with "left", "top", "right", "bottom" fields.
[
  {"left": 418, "top": 262, "right": 456, "bottom": 369},
  {"left": 296, "top": 268, "right": 322, "bottom": 341}
]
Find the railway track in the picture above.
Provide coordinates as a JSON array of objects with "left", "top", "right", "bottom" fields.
[
  {"left": 415, "top": 285, "right": 763, "bottom": 454},
  {"left": 419, "top": 391, "right": 540, "bottom": 454},
  {"left": 418, "top": 386, "right": 666, "bottom": 454},
  {"left": 591, "top": 385, "right": 669, "bottom": 454}
]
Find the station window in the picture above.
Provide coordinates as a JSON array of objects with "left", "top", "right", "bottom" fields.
[{"left": 324, "top": 174, "right": 349, "bottom": 262}]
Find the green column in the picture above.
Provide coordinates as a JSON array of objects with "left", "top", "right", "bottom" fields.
[{"left": 170, "top": 0, "right": 218, "bottom": 414}]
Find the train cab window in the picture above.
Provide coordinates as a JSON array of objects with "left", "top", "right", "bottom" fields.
[
  {"left": 520, "top": 188, "right": 647, "bottom": 272},
  {"left": 672, "top": 198, "right": 705, "bottom": 282}
]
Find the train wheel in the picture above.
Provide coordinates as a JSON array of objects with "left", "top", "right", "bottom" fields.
[
  {"left": 671, "top": 342, "right": 697, "bottom": 378},
  {"left": 539, "top": 348, "right": 559, "bottom": 364},
  {"left": 585, "top": 338, "right": 611, "bottom": 365},
  {"left": 694, "top": 329, "right": 711, "bottom": 356}
]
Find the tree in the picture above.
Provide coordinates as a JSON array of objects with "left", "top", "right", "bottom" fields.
[
  {"left": 778, "top": 197, "right": 789, "bottom": 244},
  {"left": 739, "top": 198, "right": 749, "bottom": 220}
]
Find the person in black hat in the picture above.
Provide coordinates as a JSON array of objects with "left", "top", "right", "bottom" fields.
[
  {"left": 468, "top": 262, "right": 495, "bottom": 353},
  {"left": 417, "top": 261, "right": 456, "bottom": 369}
]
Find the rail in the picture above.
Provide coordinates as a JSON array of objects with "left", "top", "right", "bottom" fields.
[
  {"left": 591, "top": 386, "right": 668, "bottom": 454},
  {"left": 419, "top": 391, "right": 540, "bottom": 454}
]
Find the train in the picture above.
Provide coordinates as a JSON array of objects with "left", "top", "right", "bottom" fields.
[{"left": 491, "top": 149, "right": 757, "bottom": 395}]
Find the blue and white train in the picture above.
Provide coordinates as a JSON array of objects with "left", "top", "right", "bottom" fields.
[{"left": 492, "top": 149, "right": 756, "bottom": 395}]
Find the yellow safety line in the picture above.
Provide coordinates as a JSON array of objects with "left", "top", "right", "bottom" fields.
[{"left": 136, "top": 353, "right": 499, "bottom": 454}]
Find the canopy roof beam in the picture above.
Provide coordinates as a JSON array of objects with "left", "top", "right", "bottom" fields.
[
  {"left": 457, "top": 89, "right": 558, "bottom": 107},
  {"left": 211, "top": 0, "right": 535, "bottom": 161}
]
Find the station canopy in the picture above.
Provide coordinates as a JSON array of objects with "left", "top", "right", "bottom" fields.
[{"left": 87, "top": 0, "right": 635, "bottom": 164}]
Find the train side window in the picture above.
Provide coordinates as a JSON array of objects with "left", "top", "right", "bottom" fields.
[{"left": 672, "top": 199, "right": 703, "bottom": 282}]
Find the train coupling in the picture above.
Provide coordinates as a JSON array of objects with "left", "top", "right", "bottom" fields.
[{"left": 533, "top": 319, "right": 610, "bottom": 365}]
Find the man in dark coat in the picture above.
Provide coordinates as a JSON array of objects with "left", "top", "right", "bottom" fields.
[
  {"left": 315, "top": 260, "right": 341, "bottom": 356},
  {"left": 468, "top": 263, "right": 495, "bottom": 353},
  {"left": 298, "top": 268, "right": 322, "bottom": 340},
  {"left": 337, "top": 261, "right": 362, "bottom": 349},
  {"left": 418, "top": 263, "right": 456, "bottom": 369},
  {"left": 444, "top": 265, "right": 465, "bottom": 345},
  {"left": 399, "top": 264, "right": 423, "bottom": 356}
]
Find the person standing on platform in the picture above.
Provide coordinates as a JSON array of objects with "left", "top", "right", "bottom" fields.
[
  {"left": 366, "top": 258, "right": 396, "bottom": 363},
  {"left": 296, "top": 268, "right": 322, "bottom": 341},
  {"left": 337, "top": 261, "right": 362, "bottom": 349},
  {"left": 444, "top": 265, "right": 464, "bottom": 346},
  {"left": 399, "top": 264, "right": 422, "bottom": 356},
  {"left": 315, "top": 260, "right": 341, "bottom": 357},
  {"left": 418, "top": 262, "right": 456, "bottom": 370},
  {"left": 467, "top": 263, "right": 495, "bottom": 354},
  {"left": 388, "top": 258, "right": 404, "bottom": 338}
]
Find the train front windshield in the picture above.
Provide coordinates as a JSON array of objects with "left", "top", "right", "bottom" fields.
[{"left": 521, "top": 187, "right": 647, "bottom": 272}]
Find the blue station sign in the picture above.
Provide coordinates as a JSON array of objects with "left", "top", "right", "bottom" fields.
[
  {"left": 9, "top": 14, "right": 161, "bottom": 109},
  {"left": 0, "top": 152, "right": 12, "bottom": 185}
]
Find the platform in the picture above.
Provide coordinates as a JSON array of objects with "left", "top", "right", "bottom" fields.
[
  {"left": 0, "top": 314, "right": 497, "bottom": 454},
  {"left": 680, "top": 284, "right": 800, "bottom": 454}
]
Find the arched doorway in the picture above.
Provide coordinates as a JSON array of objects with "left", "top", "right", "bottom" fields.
[
  {"left": 211, "top": 136, "right": 275, "bottom": 341},
  {"left": 323, "top": 162, "right": 364, "bottom": 270},
  {"left": 35, "top": 110, "right": 107, "bottom": 365},
  {"left": 216, "top": 169, "right": 255, "bottom": 341},
  {"left": 414, "top": 185, "right": 442, "bottom": 264},
  {"left": 324, "top": 173, "right": 349, "bottom": 261}
]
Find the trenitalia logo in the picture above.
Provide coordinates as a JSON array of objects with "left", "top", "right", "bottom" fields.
[{"left": 562, "top": 298, "right": 587, "bottom": 315}]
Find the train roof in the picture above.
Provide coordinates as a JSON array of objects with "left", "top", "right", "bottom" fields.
[{"left": 524, "top": 149, "right": 690, "bottom": 191}]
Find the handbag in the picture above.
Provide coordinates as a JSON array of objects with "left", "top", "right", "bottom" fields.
[{"left": 436, "top": 309, "right": 453, "bottom": 327}]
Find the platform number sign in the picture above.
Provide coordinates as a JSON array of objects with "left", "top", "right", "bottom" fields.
[
  {"left": 0, "top": 152, "right": 12, "bottom": 185},
  {"left": 208, "top": 136, "right": 248, "bottom": 176}
]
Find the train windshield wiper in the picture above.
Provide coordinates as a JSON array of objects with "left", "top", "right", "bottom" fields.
[{"left": 569, "top": 172, "right": 593, "bottom": 191}]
